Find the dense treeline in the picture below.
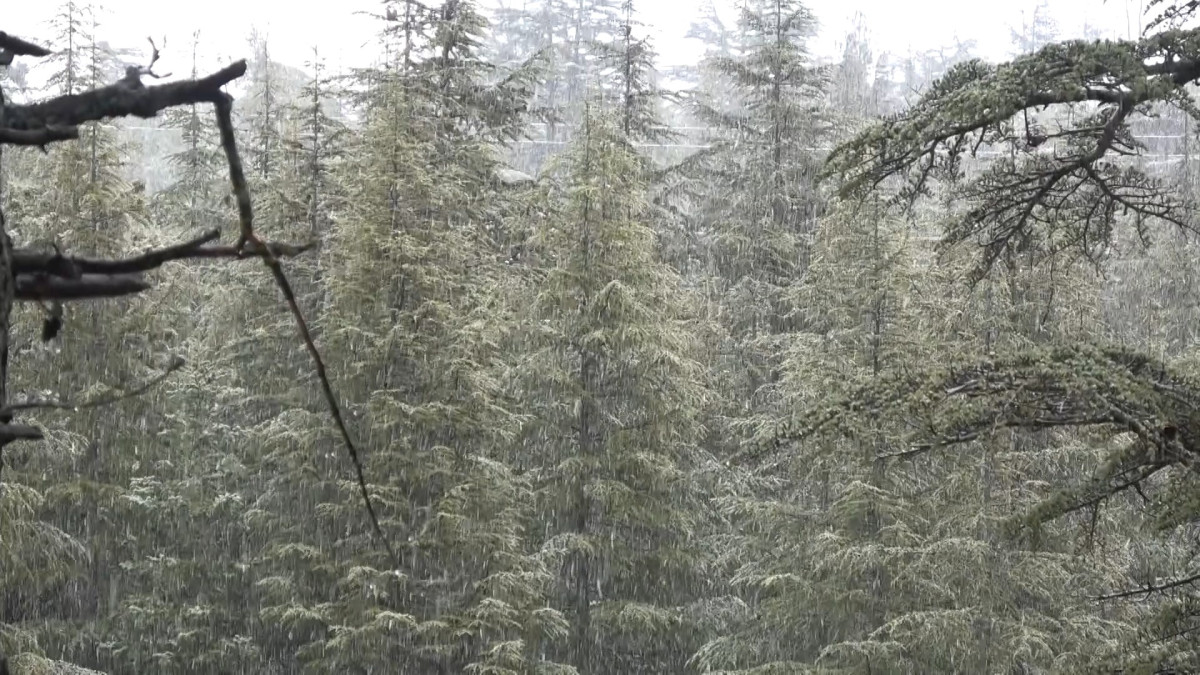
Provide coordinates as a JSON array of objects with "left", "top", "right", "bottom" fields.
[{"left": 4, "top": 0, "right": 1200, "bottom": 673}]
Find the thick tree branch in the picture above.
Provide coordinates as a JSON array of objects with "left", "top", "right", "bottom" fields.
[
  {"left": 14, "top": 273, "right": 149, "bottom": 300},
  {"left": 0, "top": 31, "right": 51, "bottom": 58},
  {"left": 0, "top": 126, "right": 78, "bottom": 146},
  {"left": 0, "top": 28, "right": 393, "bottom": 572},
  {"left": 0, "top": 423, "right": 42, "bottom": 444},
  {"left": 752, "top": 343, "right": 1200, "bottom": 531},
  {"left": 1, "top": 60, "right": 246, "bottom": 137},
  {"left": 825, "top": 32, "right": 1200, "bottom": 279}
]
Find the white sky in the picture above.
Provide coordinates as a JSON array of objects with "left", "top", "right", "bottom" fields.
[{"left": 0, "top": 0, "right": 1153, "bottom": 81}]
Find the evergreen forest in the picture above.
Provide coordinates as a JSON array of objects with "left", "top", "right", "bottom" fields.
[{"left": 6, "top": 0, "right": 1200, "bottom": 673}]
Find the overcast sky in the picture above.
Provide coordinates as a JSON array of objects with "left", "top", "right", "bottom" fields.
[{"left": 1, "top": 0, "right": 1153, "bottom": 80}]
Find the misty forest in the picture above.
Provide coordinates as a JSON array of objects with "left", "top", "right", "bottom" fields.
[{"left": 8, "top": 0, "right": 1200, "bottom": 672}]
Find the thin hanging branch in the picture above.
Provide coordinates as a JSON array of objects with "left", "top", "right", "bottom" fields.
[
  {"left": 0, "top": 33, "right": 396, "bottom": 569},
  {"left": 213, "top": 94, "right": 399, "bottom": 568}
]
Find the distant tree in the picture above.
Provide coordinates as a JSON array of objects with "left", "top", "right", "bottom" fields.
[
  {"left": 510, "top": 107, "right": 714, "bottom": 675},
  {"left": 832, "top": 13, "right": 877, "bottom": 118},
  {"left": 1009, "top": 0, "right": 1059, "bottom": 56},
  {"left": 684, "top": 0, "right": 832, "bottom": 456}
]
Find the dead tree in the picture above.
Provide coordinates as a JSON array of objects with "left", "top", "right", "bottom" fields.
[{"left": 0, "top": 27, "right": 395, "bottom": 666}]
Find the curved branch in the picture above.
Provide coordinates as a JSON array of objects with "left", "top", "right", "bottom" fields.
[
  {"left": 825, "top": 33, "right": 1200, "bottom": 278},
  {"left": 2, "top": 357, "right": 184, "bottom": 418},
  {"left": 10, "top": 230, "right": 315, "bottom": 277}
]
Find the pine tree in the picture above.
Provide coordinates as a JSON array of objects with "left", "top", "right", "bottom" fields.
[
  {"left": 511, "top": 106, "right": 712, "bottom": 674},
  {"left": 153, "top": 32, "right": 226, "bottom": 232},
  {"left": 247, "top": 3, "right": 567, "bottom": 672},
  {"left": 685, "top": 0, "right": 831, "bottom": 460},
  {"left": 799, "top": 2, "right": 1200, "bottom": 668},
  {"left": 1009, "top": 0, "right": 1059, "bottom": 55}
]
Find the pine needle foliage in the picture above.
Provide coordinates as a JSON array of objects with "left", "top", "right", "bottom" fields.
[
  {"left": 510, "top": 107, "right": 713, "bottom": 674},
  {"left": 247, "top": 3, "right": 566, "bottom": 673}
]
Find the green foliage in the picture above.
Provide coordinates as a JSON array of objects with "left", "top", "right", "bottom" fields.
[
  {"left": 824, "top": 27, "right": 1200, "bottom": 281},
  {"left": 15, "top": 2, "right": 1200, "bottom": 674},
  {"left": 237, "top": 4, "right": 567, "bottom": 674},
  {"left": 510, "top": 108, "right": 714, "bottom": 674}
]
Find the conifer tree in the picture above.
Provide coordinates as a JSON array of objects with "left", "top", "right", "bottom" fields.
[
  {"left": 685, "top": 0, "right": 831, "bottom": 456},
  {"left": 154, "top": 32, "right": 226, "bottom": 232},
  {"left": 790, "top": 1, "right": 1200, "bottom": 670},
  {"left": 697, "top": 199, "right": 1131, "bottom": 672},
  {"left": 246, "top": 3, "right": 566, "bottom": 672},
  {"left": 511, "top": 106, "right": 712, "bottom": 674}
]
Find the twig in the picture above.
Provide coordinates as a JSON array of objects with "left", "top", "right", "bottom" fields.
[
  {"left": 214, "top": 95, "right": 398, "bottom": 568},
  {"left": 1098, "top": 571, "right": 1200, "bottom": 601},
  {"left": 1, "top": 357, "right": 185, "bottom": 418}
]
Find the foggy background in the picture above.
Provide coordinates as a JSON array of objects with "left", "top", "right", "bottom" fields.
[{"left": 3, "top": 0, "right": 1150, "bottom": 79}]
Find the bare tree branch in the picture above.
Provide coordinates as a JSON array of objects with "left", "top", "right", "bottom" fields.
[
  {"left": 14, "top": 273, "right": 149, "bottom": 301},
  {"left": 10, "top": 229, "right": 315, "bottom": 277},
  {"left": 0, "top": 31, "right": 51, "bottom": 57},
  {"left": 1, "top": 356, "right": 185, "bottom": 418},
  {"left": 0, "top": 424, "right": 42, "bottom": 444},
  {"left": 0, "top": 26, "right": 394, "bottom": 573},
  {"left": 2, "top": 60, "right": 246, "bottom": 136},
  {"left": 0, "top": 126, "right": 78, "bottom": 146}
]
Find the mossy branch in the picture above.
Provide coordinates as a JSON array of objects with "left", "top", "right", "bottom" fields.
[
  {"left": 824, "top": 32, "right": 1200, "bottom": 280},
  {"left": 749, "top": 342, "right": 1200, "bottom": 531}
]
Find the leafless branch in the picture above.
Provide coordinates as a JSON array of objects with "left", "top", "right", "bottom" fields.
[
  {"left": 10, "top": 229, "right": 315, "bottom": 278},
  {"left": 14, "top": 273, "right": 149, "bottom": 300},
  {"left": 0, "top": 424, "right": 42, "bottom": 444},
  {"left": 0, "top": 126, "right": 78, "bottom": 146},
  {"left": 1, "top": 356, "right": 185, "bottom": 418},
  {"left": 2, "top": 60, "right": 246, "bottom": 137},
  {"left": 0, "top": 31, "right": 51, "bottom": 57},
  {"left": 0, "top": 28, "right": 395, "bottom": 571}
]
